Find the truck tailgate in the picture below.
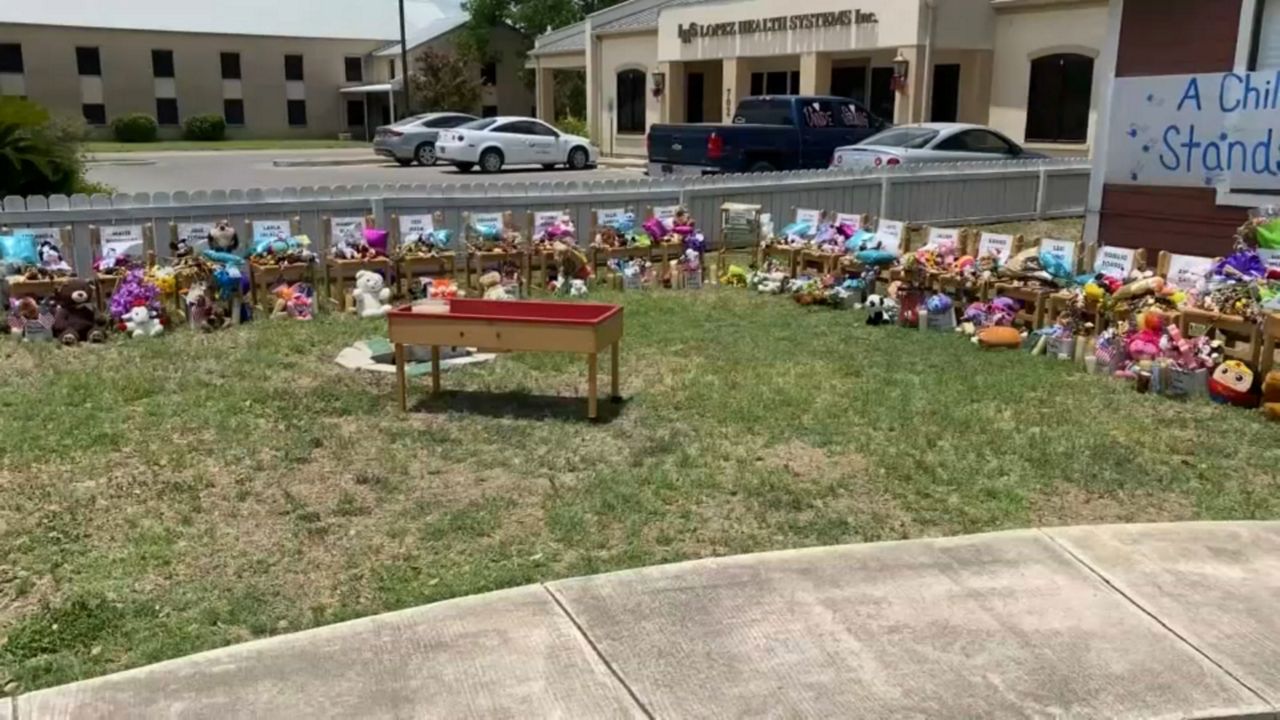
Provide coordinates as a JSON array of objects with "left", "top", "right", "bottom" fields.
[{"left": 647, "top": 124, "right": 721, "bottom": 168}]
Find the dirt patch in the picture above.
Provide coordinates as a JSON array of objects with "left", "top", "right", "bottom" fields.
[
  {"left": 1029, "top": 484, "right": 1197, "bottom": 527},
  {"left": 761, "top": 439, "right": 870, "bottom": 480}
]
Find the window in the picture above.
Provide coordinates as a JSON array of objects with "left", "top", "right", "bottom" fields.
[
  {"left": 460, "top": 118, "right": 498, "bottom": 130},
  {"left": 481, "top": 104, "right": 498, "bottom": 117},
  {"left": 937, "top": 129, "right": 1016, "bottom": 154},
  {"left": 733, "top": 98, "right": 794, "bottom": 126},
  {"left": 152, "top": 49, "right": 174, "bottom": 78},
  {"left": 492, "top": 121, "right": 532, "bottom": 134},
  {"left": 344, "top": 56, "right": 363, "bottom": 83},
  {"left": 287, "top": 99, "right": 307, "bottom": 126},
  {"left": 424, "top": 114, "right": 472, "bottom": 128},
  {"left": 388, "top": 59, "right": 397, "bottom": 78},
  {"left": 1024, "top": 53, "right": 1093, "bottom": 144},
  {"left": 224, "top": 98, "right": 245, "bottom": 126},
  {"left": 863, "top": 127, "right": 939, "bottom": 149},
  {"left": 837, "top": 101, "right": 871, "bottom": 128},
  {"left": 799, "top": 100, "right": 837, "bottom": 128},
  {"left": 526, "top": 121, "right": 558, "bottom": 137},
  {"left": 284, "top": 54, "right": 304, "bottom": 81},
  {"left": 1253, "top": 0, "right": 1280, "bottom": 70},
  {"left": 481, "top": 61, "right": 497, "bottom": 86},
  {"left": 156, "top": 98, "right": 179, "bottom": 125},
  {"left": 0, "top": 43, "right": 22, "bottom": 74},
  {"left": 221, "top": 52, "right": 241, "bottom": 80},
  {"left": 346, "top": 99, "right": 365, "bottom": 126},
  {"left": 82, "top": 103, "right": 106, "bottom": 125},
  {"left": 76, "top": 47, "right": 101, "bottom": 76},
  {"left": 749, "top": 71, "right": 799, "bottom": 96},
  {"left": 615, "top": 69, "right": 645, "bottom": 134}
]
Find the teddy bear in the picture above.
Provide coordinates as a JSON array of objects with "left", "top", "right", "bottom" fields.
[
  {"left": 351, "top": 269, "right": 392, "bottom": 318},
  {"left": 52, "top": 279, "right": 107, "bottom": 345},
  {"left": 1262, "top": 371, "right": 1280, "bottom": 421},
  {"left": 123, "top": 304, "right": 165, "bottom": 338},
  {"left": 479, "top": 271, "right": 512, "bottom": 300},
  {"left": 207, "top": 221, "right": 239, "bottom": 254}
]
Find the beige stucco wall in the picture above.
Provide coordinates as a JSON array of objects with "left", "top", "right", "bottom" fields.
[
  {"left": 596, "top": 31, "right": 661, "bottom": 156},
  {"left": 0, "top": 23, "right": 383, "bottom": 138},
  {"left": 988, "top": 1, "right": 1108, "bottom": 149},
  {"left": 402, "top": 26, "right": 535, "bottom": 117}
]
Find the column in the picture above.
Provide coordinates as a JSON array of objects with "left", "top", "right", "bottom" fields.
[
  {"left": 721, "top": 57, "right": 750, "bottom": 122},
  {"left": 659, "top": 61, "right": 685, "bottom": 124},
  {"left": 799, "top": 52, "right": 832, "bottom": 95},
  {"left": 535, "top": 65, "right": 556, "bottom": 121},
  {"left": 585, "top": 20, "right": 599, "bottom": 148}
]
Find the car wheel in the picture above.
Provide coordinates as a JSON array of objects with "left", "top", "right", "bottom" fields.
[
  {"left": 415, "top": 143, "right": 436, "bottom": 166},
  {"left": 479, "top": 149, "right": 504, "bottom": 173},
  {"left": 454, "top": 162, "right": 475, "bottom": 173},
  {"left": 567, "top": 146, "right": 589, "bottom": 170},
  {"left": 747, "top": 161, "right": 776, "bottom": 173},
  {"left": 395, "top": 158, "right": 414, "bottom": 167}
]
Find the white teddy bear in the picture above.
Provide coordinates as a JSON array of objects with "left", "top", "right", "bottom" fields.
[
  {"left": 124, "top": 305, "right": 165, "bottom": 338},
  {"left": 352, "top": 269, "right": 392, "bottom": 318}
]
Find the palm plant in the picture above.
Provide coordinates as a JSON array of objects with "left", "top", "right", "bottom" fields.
[{"left": 0, "top": 97, "right": 85, "bottom": 197}]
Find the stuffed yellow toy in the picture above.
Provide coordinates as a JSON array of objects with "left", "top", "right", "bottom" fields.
[{"left": 1263, "top": 370, "right": 1280, "bottom": 421}]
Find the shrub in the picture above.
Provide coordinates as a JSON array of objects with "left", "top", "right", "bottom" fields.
[
  {"left": 111, "top": 113, "right": 159, "bottom": 143},
  {"left": 555, "top": 116, "right": 589, "bottom": 139},
  {"left": 182, "top": 114, "right": 227, "bottom": 141},
  {"left": 0, "top": 97, "right": 98, "bottom": 196}
]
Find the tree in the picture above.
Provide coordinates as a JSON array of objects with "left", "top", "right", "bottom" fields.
[
  {"left": 0, "top": 97, "right": 92, "bottom": 197},
  {"left": 410, "top": 48, "right": 481, "bottom": 114},
  {"left": 459, "top": 0, "right": 627, "bottom": 60}
]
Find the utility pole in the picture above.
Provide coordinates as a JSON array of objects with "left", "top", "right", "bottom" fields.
[{"left": 399, "top": 0, "right": 412, "bottom": 117}]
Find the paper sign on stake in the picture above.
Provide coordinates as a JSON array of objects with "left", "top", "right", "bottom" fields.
[
  {"left": 1040, "top": 238, "right": 1077, "bottom": 270},
  {"left": 978, "top": 233, "right": 1014, "bottom": 264},
  {"left": 176, "top": 223, "right": 213, "bottom": 253},
  {"left": 596, "top": 208, "right": 625, "bottom": 226},
  {"left": 794, "top": 208, "right": 822, "bottom": 226},
  {"left": 253, "top": 220, "right": 290, "bottom": 240},
  {"left": 99, "top": 224, "right": 144, "bottom": 260},
  {"left": 399, "top": 214, "right": 436, "bottom": 237},
  {"left": 834, "top": 213, "right": 863, "bottom": 231},
  {"left": 533, "top": 211, "right": 561, "bottom": 234},
  {"left": 330, "top": 216, "right": 365, "bottom": 239},
  {"left": 470, "top": 212, "right": 504, "bottom": 229},
  {"left": 652, "top": 205, "right": 679, "bottom": 220},
  {"left": 12, "top": 227, "right": 62, "bottom": 246},
  {"left": 1164, "top": 253, "right": 1214, "bottom": 289},
  {"left": 928, "top": 227, "right": 961, "bottom": 246},
  {"left": 1094, "top": 246, "right": 1137, "bottom": 278},
  {"left": 876, "top": 219, "right": 904, "bottom": 253}
]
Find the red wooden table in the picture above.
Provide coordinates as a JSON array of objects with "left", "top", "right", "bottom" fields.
[{"left": 386, "top": 299, "right": 624, "bottom": 420}]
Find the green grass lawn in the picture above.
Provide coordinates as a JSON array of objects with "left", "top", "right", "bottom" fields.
[
  {"left": 86, "top": 139, "right": 371, "bottom": 153},
  {"left": 3, "top": 217, "right": 1278, "bottom": 695}
]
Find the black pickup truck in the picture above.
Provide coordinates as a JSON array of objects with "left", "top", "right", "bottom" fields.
[{"left": 646, "top": 95, "right": 888, "bottom": 176}]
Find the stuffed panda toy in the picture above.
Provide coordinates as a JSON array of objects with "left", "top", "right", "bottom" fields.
[
  {"left": 865, "top": 294, "right": 897, "bottom": 326},
  {"left": 206, "top": 221, "right": 240, "bottom": 254}
]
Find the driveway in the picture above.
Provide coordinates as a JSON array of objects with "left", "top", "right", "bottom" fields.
[{"left": 86, "top": 149, "right": 641, "bottom": 194}]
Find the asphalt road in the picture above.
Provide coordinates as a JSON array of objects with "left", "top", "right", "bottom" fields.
[{"left": 86, "top": 149, "right": 642, "bottom": 194}]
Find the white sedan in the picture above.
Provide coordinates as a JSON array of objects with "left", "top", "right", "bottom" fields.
[
  {"left": 435, "top": 117, "right": 600, "bottom": 173},
  {"left": 830, "top": 123, "right": 1047, "bottom": 169}
]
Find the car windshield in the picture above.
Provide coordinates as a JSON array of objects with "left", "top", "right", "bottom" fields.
[
  {"left": 459, "top": 118, "right": 499, "bottom": 131},
  {"left": 859, "top": 127, "right": 939, "bottom": 149}
]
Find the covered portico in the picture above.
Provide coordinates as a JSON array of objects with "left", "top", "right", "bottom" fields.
[{"left": 338, "top": 78, "right": 405, "bottom": 140}]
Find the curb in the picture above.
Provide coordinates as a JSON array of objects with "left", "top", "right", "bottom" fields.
[
  {"left": 271, "top": 157, "right": 389, "bottom": 168},
  {"left": 84, "top": 158, "right": 157, "bottom": 167}
]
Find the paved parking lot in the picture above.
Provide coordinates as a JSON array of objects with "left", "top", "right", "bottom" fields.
[{"left": 87, "top": 149, "right": 641, "bottom": 193}]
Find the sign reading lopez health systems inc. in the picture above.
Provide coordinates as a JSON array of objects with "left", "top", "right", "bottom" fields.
[{"left": 1107, "top": 71, "right": 1280, "bottom": 189}]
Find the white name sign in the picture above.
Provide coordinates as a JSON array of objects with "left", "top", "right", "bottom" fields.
[
  {"left": 927, "top": 227, "right": 961, "bottom": 247},
  {"left": 470, "top": 212, "right": 504, "bottom": 229},
  {"left": 875, "top": 219, "right": 904, "bottom": 253},
  {"left": 1040, "top": 238, "right": 1078, "bottom": 271},
  {"left": 99, "top": 224, "right": 144, "bottom": 259},
  {"left": 977, "top": 233, "right": 1014, "bottom": 263},
  {"left": 399, "top": 214, "right": 436, "bottom": 237},
  {"left": 253, "top": 220, "right": 291, "bottom": 240},
  {"left": 176, "top": 223, "right": 212, "bottom": 252},
  {"left": 596, "top": 208, "right": 626, "bottom": 226},
  {"left": 330, "top": 216, "right": 365, "bottom": 239},
  {"left": 834, "top": 213, "right": 864, "bottom": 231},
  {"left": 1094, "top": 246, "right": 1137, "bottom": 278},
  {"left": 1107, "top": 70, "right": 1280, "bottom": 189},
  {"left": 794, "top": 208, "right": 823, "bottom": 226},
  {"left": 652, "top": 205, "right": 679, "bottom": 220},
  {"left": 1163, "top": 253, "right": 1214, "bottom": 289},
  {"left": 11, "top": 227, "right": 62, "bottom": 246},
  {"left": 533, "top": 211, "right": 561, "bottom": 233}
]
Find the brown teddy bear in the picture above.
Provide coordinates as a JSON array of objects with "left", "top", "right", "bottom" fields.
[
  {"left": 1263, "top": 370, "right": 1280, "bottom": 421},
  {"left": 52, "top": 279, "right": 107, "bottom": 345}
]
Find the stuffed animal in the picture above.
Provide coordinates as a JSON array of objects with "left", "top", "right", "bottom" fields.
[
  {"left": 207, "top": 221, "right": 239, "bottom": 254},
  {"left": 8, "top": 296, "right": 54, "bottom": 341},
  {"left": 272, "top": 283, "right": 314, "bottom": 320},
  {"left": 351, "top": 269, "right": 392, "bottom": 318},
  {"left": 52, "top": 279, "right": 107, "bottom": 345},
  {"left": 976, "top": 326, "right": 1023, "bottom": 349},
  {"left": 1262, "top": 371, "right": 1280, "bottom": 421},
  {"left": 865, "top": 294, "right": 898, "bottom": 326},
  {"left": 1208, "top": 360, "right": 1261, "bottom": 408},
  {"left": 569, "top": 279, "right": 588, "bottom": 297},
  {"left": 479, "top": 271, "right": 512, "bottom": 300},
  {"left": 122, "top": 304, "right": 164, "bottom": 338},
  {"left": 185, "top": 281, "right": 230, "bottom": 332}
]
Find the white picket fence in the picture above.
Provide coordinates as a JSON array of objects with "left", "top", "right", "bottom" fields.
[{"left": 1, "top": 159, "right": 1090, "bottom": 275}]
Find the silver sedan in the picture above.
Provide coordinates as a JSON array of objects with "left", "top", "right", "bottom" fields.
[
  {"left": 373, "top": 112, "right": 477, "bottom": 166},
  {"left": 830, "top": 123, "right": 1048, "bottom": 169}
]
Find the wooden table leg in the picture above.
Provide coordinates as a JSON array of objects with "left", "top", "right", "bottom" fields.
[
  {"left": 610, "top": 341, "right": 621, "bottom": 402},
  {"left": 395, "top": 343, "right": 407, "bottom": 412},
  {"left": 587, "top": 353, "right": 599, "bottom": 420},
  {"left": 431, "top": 345, "right": 441, "bottom": 394}
]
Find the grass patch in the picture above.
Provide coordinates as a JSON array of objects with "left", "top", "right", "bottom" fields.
[
  {"left": 86, "top": 139, "right": 371, "bottom": 153},
  {"left": 2, "top": 218, "right": 1278, "bottom": 693}
]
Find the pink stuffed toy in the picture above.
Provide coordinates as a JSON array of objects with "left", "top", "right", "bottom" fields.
[{"left": 642, "top": 217, "right": 666, "bottom": 243}]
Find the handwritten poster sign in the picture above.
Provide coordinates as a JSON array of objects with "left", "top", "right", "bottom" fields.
[
  {"left": 253, "top": 219, "right": 291, "bottom": 241},
  {"left": 834, "top": 213, "right": 863, "bottom": 231},
  {"left": 399, "top": 214, "right": 435, "bottom": 237},
  {"left": 794, "top": 208, "right": 823, "bottom": 226},
  {"left": 99, "top": 224, "right": 144, "bottom": 259},
  {"left": 652, "top": 205, "right": 679, "bottom": 220},
  {"left": 533, "top": 211, "right": 561, "bottom": 234},
  {"left": 1164, "top": 253, "right": 1214, "bottom": 289},
  {"left": 176, "top": 223, "right": 212, "bottom": 253},
  {"left": 469, "top": 212, "right": 504, "bottom": 229},
  {"left": 977, "top": 233, "right": 1014, "bottom": 263},
  {"left": 927, "top": 227, "right": 961, "bottom": 247},
  {"left": 1040, "top": 238, "right": 1077, "bottom": 271},
  {"left": 1094, "top": 245, "right": 1137, "bottom": 278},
  {"left": 596, "top": 208, "right": 625, "bottom": 226},
  {"left": 11, "top": 227, "right": 62, "bottom": 246},
  {"left": 330, "top": 216, "right": 365, "bottom": 240},
  {"left": 1108, "top": 71, "right": 1280, "bottom": 189},
  {"left": 875, "top": 219, "right": 904, "bottom": 253}
]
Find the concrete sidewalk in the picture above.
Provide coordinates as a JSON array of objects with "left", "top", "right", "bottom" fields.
[{"left": 10, "top": 522, "right": 1280, "bottom": 719}]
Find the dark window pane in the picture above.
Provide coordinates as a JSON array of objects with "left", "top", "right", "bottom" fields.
[
  {"left": 82, "top": 103, "right": 106, "bottom": 125},
  {"left": 284, "top": 54, "right": 304, "bottom": 81},
  {"left": 733, "top": 98, "right": 794, "bottom": 126},
  {"left": 220, "top": 52, "right": 241, "bottom": 80},
  {"left": 76, "top": 47, "right": 101, "bottom": 76},
  {"left": 750, "top": 72, "right": 764, "bottom": 96},
  {"left": 616, "top": 69, "right": 645, "bottom": 133},
  {"left": 481, "top": 105, "right": 497, "bottom": 117},
  {"left": 346, "top": 99, "right": 365, "bottom": 126},
  {"left": 0, "top": 43, "right": 22, "bottom": 73},
  {"left": 223, "top": 99, "right": 245, "bottom": 126},
  {"left": 152, "top": 49, "right": 174, "bottom": 78},
  {"left": 287, "top": 99, "right": 307, "bottom": 126},
  {"left": 765, "top": 72, "right": 788, "bottom": 95},
  {"left": 344, "top": 57, "right": 363, "bottom": 83},
  {"left": 1025, "top": 53, "right": 1093, "bottom": 143},
  {"left": 155, "top": 97, "right": 179, "bottom": 125},
  {"left": 789, "top": 71, "right": 800, "bottom": 93},
  {"left": 481, "top": 61, "right": 497, "bottom": 86}
]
